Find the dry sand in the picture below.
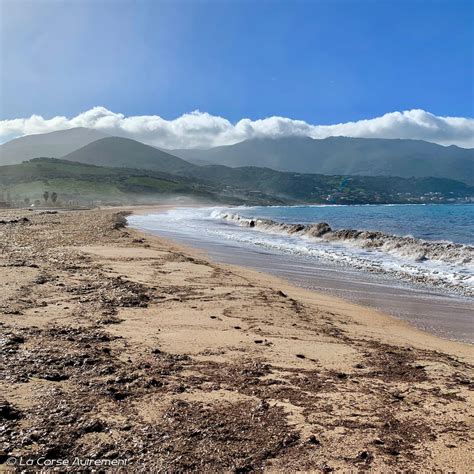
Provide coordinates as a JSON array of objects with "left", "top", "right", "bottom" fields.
[{"left": 0, "top": 206, "right": 473, "bottom": 472}]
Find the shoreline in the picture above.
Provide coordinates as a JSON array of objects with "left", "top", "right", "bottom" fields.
[
  {"left": 1, "top": 205, "right": 473, "bottom": 471},
  {"left": 128, "top": 205, "right": 474, "bottom": 345},
  {"left": 131, "top": 223, "right": 474, "bottom": 359},
  {"left": 128, "top": 227, "right": 474, "bottom": 364}
]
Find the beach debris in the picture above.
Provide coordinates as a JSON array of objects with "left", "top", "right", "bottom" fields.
[
  {"left": 0, "top": 217, "right": 29, "bottom": 225},
  {"left": 307, "top": 435, "right": 320, "bottom": 445},
  {"left": 355, "top": 450, "right": 374, "bottom": 464},
  {"left": 0, "top": 208, "right": 472, "bottom": 472},
  {"left": 0, "top": 400, "right": 21, "bottom": 420}
]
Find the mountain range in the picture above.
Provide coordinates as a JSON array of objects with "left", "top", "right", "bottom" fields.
[
  {"left": 170, "top": 136, "right": 474, "bottom": 184},
  {"left": 0, "top": 127, "right": 473, "bottom": 205},
  {"left": 1, "top": 128, "right": 473, "bottom": 184}
]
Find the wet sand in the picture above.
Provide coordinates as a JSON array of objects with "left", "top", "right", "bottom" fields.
[
  {"left": 1, "top": 206, "right": 473, "bottom": 472},
  {"left": 131, "top": 221, "right": 474, "bottom": 344}
]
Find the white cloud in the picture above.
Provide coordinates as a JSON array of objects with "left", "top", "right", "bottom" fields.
[{"left": 1, "top": 106, "right": 473, "bottom": 148}]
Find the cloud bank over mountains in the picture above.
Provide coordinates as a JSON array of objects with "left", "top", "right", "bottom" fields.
[{"left": 1, "top": 107, "right": 473, "bottom": 148}]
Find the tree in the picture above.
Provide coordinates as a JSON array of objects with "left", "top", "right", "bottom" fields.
[
  {"left": 43, "top": 191, "right": 49, "bottom": 203},
  {"left": 51, "top": 192, "right": 58, "bottom": 204}
]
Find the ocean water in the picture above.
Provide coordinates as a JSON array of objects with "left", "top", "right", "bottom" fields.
[
  {"left": 129, "top": 204, "right": 474, "bottom": 295},
  {"left": 128, "top": 204, "right": 474, "bottom": 342},
  {"left": 219, "top": 204, "right": 474, "bottom": 245}
]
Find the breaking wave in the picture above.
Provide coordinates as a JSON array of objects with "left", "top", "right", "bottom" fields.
[{"left": 211, "top": 211, "right": 474, "bottom": 268}]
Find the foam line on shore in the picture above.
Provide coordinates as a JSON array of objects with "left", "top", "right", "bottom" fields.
[{"left": 209, "top": 210, "right": 474, "bottom": 297}]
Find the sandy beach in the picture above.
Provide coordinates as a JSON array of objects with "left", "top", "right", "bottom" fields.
[{"left": 1, "top": 206, "right": 473, "bottom": 472}]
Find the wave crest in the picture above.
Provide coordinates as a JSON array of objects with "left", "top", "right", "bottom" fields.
[{"left": 212, "top": 211, "right": 473, "bottom": 267}]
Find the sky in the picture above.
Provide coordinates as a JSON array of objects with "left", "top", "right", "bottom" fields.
[{"left": 1, "top": 0, "right": 473, "bottom": 148}]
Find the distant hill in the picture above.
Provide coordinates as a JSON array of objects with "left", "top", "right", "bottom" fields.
[
  {"left": 183, "top": 164, "right": 474, "bottom": 204},
  {"left": 62, "top": 136, "right": 196, "bottom": 174},
  {"left": 1, "top": 157, "right": 472, "bottom": 207},
  {"left": 0, "top": 158, "right": 235, "bottom": 205},
  {"left": 0, "top": 127, "right": 109, "bottom": 165},
  {"left": 170, "top": 136, "right": 474, "bottom": 184},
  {"left": 2, "top": 131, "right": 472, "bottom": 206},
  {"left": 7, "top": 130, "right": 473, "bottom": 185}
]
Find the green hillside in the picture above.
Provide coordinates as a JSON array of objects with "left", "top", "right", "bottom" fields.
[
  {"left": 0, "top": 158, "right": 231, "bottom": 205},
  {"left": 184, "top": 165, "right": 474, "bottom": 204},
  {"left": 171, "top": 136, "right": 474, "bottom": 184},
  {"left": 1, "top": 157, "right": 472, "bottom": 208}
]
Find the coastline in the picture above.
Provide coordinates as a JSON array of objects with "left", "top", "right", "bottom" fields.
[
  {"left": 129, "top": 205, "right": 474, "bottom": 344},
  {"left": 128, "top": 206, "right": 474, "bottom": 359},
  {"left": 1, "top": 205, "right": 473, "bottom": 471}
]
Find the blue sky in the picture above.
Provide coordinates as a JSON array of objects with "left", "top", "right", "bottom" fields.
[{"left": 1, "top": 0, "right": 473, "bottom": 124}]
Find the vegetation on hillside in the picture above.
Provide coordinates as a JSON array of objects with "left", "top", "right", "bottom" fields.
[
  {"left": 182, "top": 165, "right": 474, "bottom": 204},
  {"left": 1, "top": 157, "right": 472, "bottom": 208},
  {"left": 0, "top": 158, "right": 240, "bottom": 206},
  {"left": 172, "top": 136, "right": 474, "bottom": 185}
]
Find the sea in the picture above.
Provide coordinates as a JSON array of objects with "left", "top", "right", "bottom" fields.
[{"left": 128, "top": 204, "right": 474, "bottom": 343}]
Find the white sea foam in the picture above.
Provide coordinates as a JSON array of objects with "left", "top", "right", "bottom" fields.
[
  {"left": 128, "top": 207, "right": 474, "bottom": 297},
  {"left": 212, "top": 211, "right": 473, "bottom": 267}
]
